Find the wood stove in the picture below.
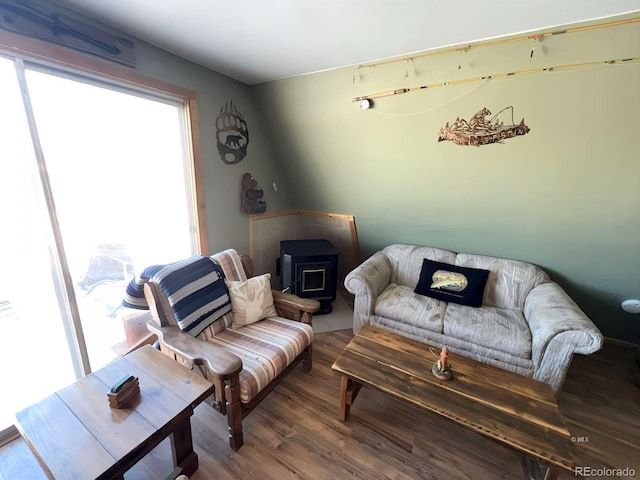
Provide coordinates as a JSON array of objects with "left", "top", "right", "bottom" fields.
[{"left": 279, "top": 239, "right": 340, "bottom": 314}]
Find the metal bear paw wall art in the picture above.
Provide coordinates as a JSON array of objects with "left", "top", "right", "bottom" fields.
[{"left": 216, "top": 100, "right": 249, "bottom": 164}]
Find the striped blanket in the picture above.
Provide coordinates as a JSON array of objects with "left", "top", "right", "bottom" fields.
[{"left": 122, "top": 255, "right": 232, "bottom": 337}]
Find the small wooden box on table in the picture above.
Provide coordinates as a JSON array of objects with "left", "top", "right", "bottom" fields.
[
  {"left": 15, "top": 345, "right": 215, "bottom": 480},
  {"left": 332, "top": 325, "right": 580, "bottom": 480}
]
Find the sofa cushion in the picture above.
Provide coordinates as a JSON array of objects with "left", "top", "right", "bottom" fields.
[
  {"left": 374, "top": 283, "right": 445, "bottom": 333},
  {"left": 443, "top": 303, "right": 532, "bottom": 358},
  {"left": 370, "top": 316, "right": 535, "bottom": 374},
  {"left": 415, "top": 259, "right": 489, "bottom": 308},
  {"left": 197, "top": 312, "right": 235, "bottom": 339},
  {"left": 455, "top": 254, "right": 549, "bottom": 311},
  {"left": 204, "top": 317, "right": 313, "bottom": 403},
  {"left": 382, "top": 244, "right": 457, "bottom": 288}
]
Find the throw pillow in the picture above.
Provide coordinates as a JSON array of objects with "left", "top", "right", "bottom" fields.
[
  {"left": 414, "top": 259, "right": 489, "bottom": 308},
  {"left": 226, "top": 273, "right": 278, "bottom": 328}
]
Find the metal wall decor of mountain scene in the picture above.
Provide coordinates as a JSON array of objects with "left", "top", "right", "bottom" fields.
[
  {"left": 438, "top": 107, "right": 530, "bottom": 146},
  {"left": 216, "top": 101, "right": 249, "bottom": 164}
]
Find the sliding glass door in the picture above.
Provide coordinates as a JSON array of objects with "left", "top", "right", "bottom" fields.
[
  {"left": 0, "top": 56, "right": 199, "bottom": 433},
  {"left": 25, "top": 67, "right": 196, "bottom": 369},
  {"left": 0, "top": 56, "right": 78, "bottom": 434}
]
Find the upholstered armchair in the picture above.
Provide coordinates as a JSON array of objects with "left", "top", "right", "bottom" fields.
[{"left": 143, "top": 249, "right": 319, "bottom": 451}]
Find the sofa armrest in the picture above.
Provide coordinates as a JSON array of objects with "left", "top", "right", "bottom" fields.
[
  {"left": 147, "top": 320, "right": 242, "bottom": 380},
  {"left": 271, "top": 290, "right": 320, "bottom": 324},
  {"left": 524, "top": 282, "right": 603, "bottom": 391},
  {"left": 344, "top": 252, "right": 392, "bottom": 333}
]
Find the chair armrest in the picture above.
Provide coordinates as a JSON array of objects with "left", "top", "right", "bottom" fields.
[
  {"left": 524, "top": 282, "right": 603, "bottom": 391},
  {"left": 344, "top": 252, "right": 392, "bottom": 333},
  {"left": 271, "top": 290, "right": 320, "bottom": 323},
  {"left": 147, "top": 320, "right": 242, "bottom": 380}
]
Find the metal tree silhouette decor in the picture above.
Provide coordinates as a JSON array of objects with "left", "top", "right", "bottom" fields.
[
  {"left": 438, "top": 107, "right": 530, "bottom": 146},
  {"left": 216, "top": 101, "right": 249, "bottom": 164}
]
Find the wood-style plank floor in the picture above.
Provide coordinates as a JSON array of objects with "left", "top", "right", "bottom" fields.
[{"left": 1, "top": 330, "right": 639, "bottom": 480}]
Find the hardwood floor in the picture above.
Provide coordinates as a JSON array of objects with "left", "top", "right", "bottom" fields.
[{"left": 2, "top": 330, "right": 638, "bottom": 480}]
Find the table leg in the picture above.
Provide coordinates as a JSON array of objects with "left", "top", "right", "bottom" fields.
[
  {"left": 171, "top": 417, "right": 198, "bottom": 477},
  {"left": 521, "top": 456, "right": 560, "bottom": 480},
  {"left": 544, "top": 468, "right": 559, "bottom": 480},
  {"left": 339, "top": 376, "right": 362, "bottom": 421},
  {"left": 339, "top": 375, "right": 350, "bottom": 421}
]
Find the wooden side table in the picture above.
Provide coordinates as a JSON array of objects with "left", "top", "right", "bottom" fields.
[{"left": 15, "top": 345, "right": 214, "bottom": 480}]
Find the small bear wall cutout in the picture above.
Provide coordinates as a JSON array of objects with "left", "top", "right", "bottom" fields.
[{"left": 241, "top": 173, "right": 267, "bottom": 214}]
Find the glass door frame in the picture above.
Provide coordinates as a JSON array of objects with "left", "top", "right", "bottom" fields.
[
  {"left": 14, "top": 58, "right": 91, "bottom": 379},
  {"left": 0, "top": 31, "right": 208, "bottom": 445}
]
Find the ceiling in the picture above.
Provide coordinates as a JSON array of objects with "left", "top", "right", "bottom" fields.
[{"left": 59, "top": 0, "right": 640, "bottom": 85}]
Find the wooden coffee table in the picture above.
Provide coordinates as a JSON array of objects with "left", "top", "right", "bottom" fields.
[
  {"left": 15, "top": 345, "right": 215, "bottom": 480},
  {"left": 332, "top": 325, "right": 579, "bottom": 480}
]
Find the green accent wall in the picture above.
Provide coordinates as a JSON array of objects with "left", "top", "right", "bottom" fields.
[{"left": 251, "top": 15, "right": 640, "bottom": 342}]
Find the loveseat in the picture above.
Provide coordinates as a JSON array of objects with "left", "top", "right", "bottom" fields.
[{"left": 344, "top": 244, "right": 603, "bottom": 392}]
